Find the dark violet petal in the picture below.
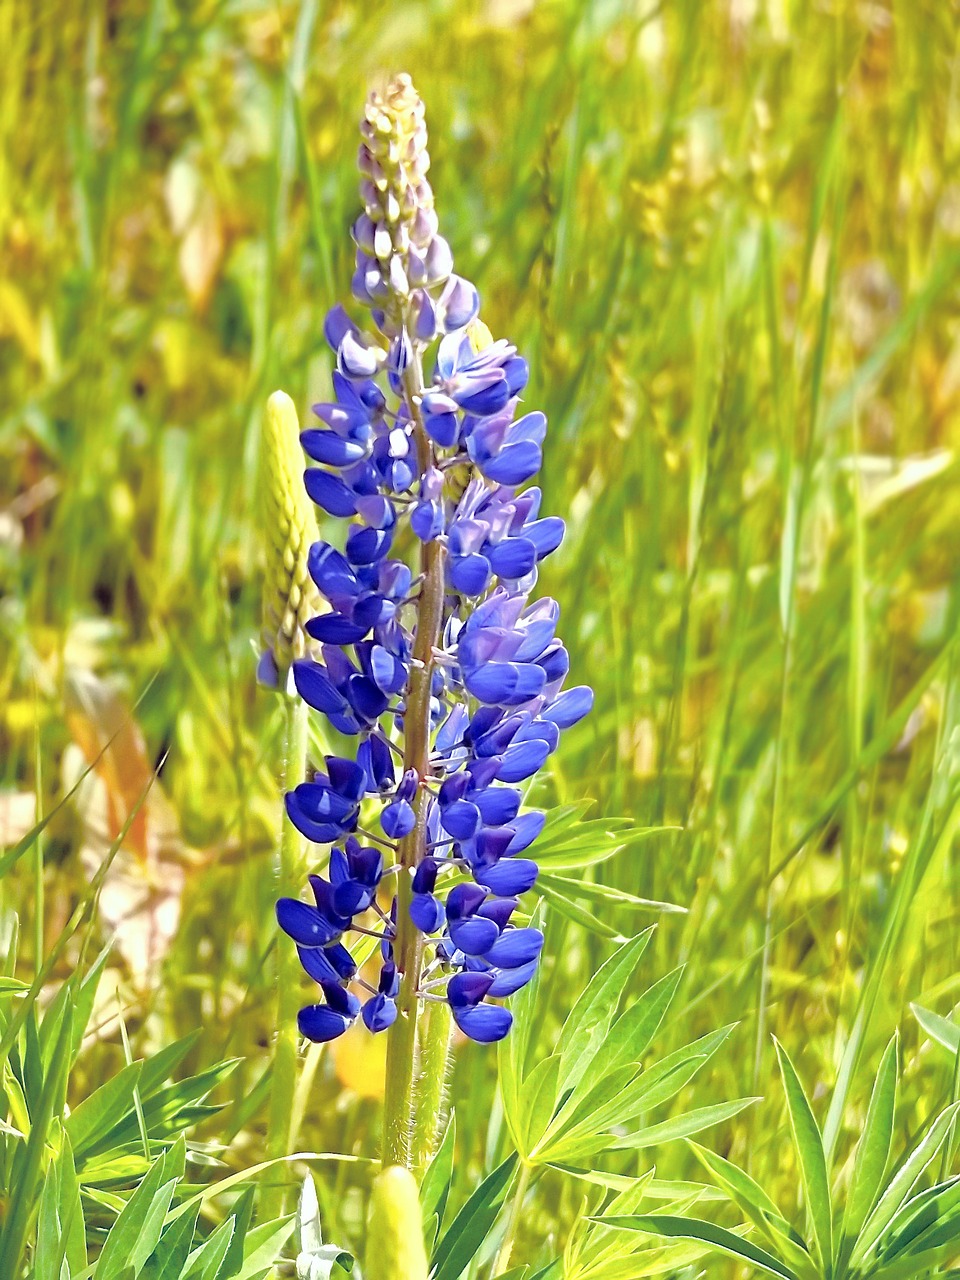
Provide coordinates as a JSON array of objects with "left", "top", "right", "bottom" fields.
[
  {"left": 475, "top": 786, "right": 522, "bottom": 826},
  {"left": 305, "top": 614, "right": 369, "bottom": 645},
  {"left": 332, "top": 879, "right": 370, "bottom": 916},
  {"left": 298, "top": 1004, "right": 353, "bottom": 1042},
  {"left": 412, "top": 857, "right": 440, "bottom": 894},
  {"left": 482, "top": 441, "right": 542, "bottom": 486},
  {"left": 502, "top": 663, "right": 547, "bottom": 707},
  {"left": 538, "top": 643, "right": 570, "bottom": 685},
  {"left": 503, "top": 356, "right": 529, "bottom": 397},
  {"left": 297, "top": 944, "right": 341, "bottom": 983},
  {"left": 488, "top": 959, "right": 539, "bottom": 998},
  {"left": 307, "top": 542, "right": 358, "bottom": 599},
  {"left": 457, "top": 374, "right": 510, "bottom": 417},
  {"left": 451, "top": 553, "right": 492, "bottom": 596},
  {"left": 346, "top": 673, "right": 390, "bottom": 722},
  {"left": 276, "top": 898, "right": 340, "bottom": 946},
  {"left": 449, "top": 915, "right": 500, "bottom": 956},
  {"left": 362, "top": 993, "right": 398, "bottom": 1033},
  {"left": 292, "top": 661, "right": 346, "bottom": 716},
  {"left": 411, "top": 500, "right": 444, "bottom": 542},
  {"left": 381, "top": 798, "right": 415, "bottom": 839},
  {"left": 325, "top": 942, "right": 358, "bottom": 979},
  {"left": 526, "top": 516, "right": 565, "bottom": 558},
  {"left": 446, "top": 882, "right": 488, "bottom": 919},
  {"left": 498, "top": 738, "right": 551, "bottom": 784},
  {"left": 410, "top": 892, "right": 445, "bottom": 934},
  {"left": 464, "top": 662, "right": 519, "bottom": 704},
  {"left": 346, "top": 525, "right": 393, "bottom": 565},
  {"left": 476, "top": 858, "right": 539, "bottom": 896},
  {"left": 484, "top": 927, "right": 544, "bottom": 969},
  {"left": 447, "top": 970, "right": 495, "bottom": 1008},
  {"left": 326, "top": 756, "right": 367, "bottom": 802},
  {"left": 300, "top": 429, "right": 368, "bottom": 467},
  {"left": 284, "top": 793, "right": 344, "bottom": 845},
  {"left": 451, "top": 1002, "right": 513, "bottom": 1043},
  {"left": 304, "top": 469, "right": 359, "bottom": 518},
  {"left": 425, "top": 411, "right": 460, "bottom": 448},
  {"left": 513, "top": 718, "right": 560, "bottom": 752},
  {"left": 478, "top": 897, "right": 518, "bottom": 929},
  {"left": 436, "top": 703, "right": 468, "bottom": 753},
  {"left": 358, "top": 734, "right": 395, "bottom": 793},
  {"left": 543, "top": 685, "right": 594, "bottom": 729},
  {"left": 440, "top": 799, "right": 482, "bottom": 840},
  {"left": 488, "top": 537, "right": 537, "bottom": 581},
  {"left": 293, "top": 782, "right": 358, "bottom": 827}
]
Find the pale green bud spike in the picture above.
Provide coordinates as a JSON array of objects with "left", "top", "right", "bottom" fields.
[
  {"left": 364, "top": 1166, "right": 429, "bottom": 1280},
  {"left": 259, "top": 390, "right": 320, "bottom": 688}
]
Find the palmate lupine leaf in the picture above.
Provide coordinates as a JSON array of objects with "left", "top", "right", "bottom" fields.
[{"left": 498, "top": 934, "right": 750, "bottom": 1169}]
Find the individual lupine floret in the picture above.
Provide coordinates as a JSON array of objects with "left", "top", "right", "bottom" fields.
[{"left": 273, "top": 73, "right": 593, "bottom": 1048}]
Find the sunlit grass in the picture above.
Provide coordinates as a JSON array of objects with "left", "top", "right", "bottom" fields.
[{"left": 2, "top": 0, "right": 960, "bottom": 1273}]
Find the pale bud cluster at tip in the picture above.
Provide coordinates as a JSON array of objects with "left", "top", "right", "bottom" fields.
[
  {"left": 257, "top": 390, "right": 322, "bottom": 691},
  {"left": 349, "top": 72, "right": 478, "bottom": 345}
]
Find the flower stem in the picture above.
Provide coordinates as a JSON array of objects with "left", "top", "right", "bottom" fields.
[
  {"left": 262, "top": 692, "right": 309, "bottom": 1219},
  {"left": 382, "top": 341, "right": 445, "bottom": 1169},
  {"left": 410, "top": 999, "right": 454, "bottom": 1177},
  {"left": 492, "top": 1161, "right": 532, "bottom": 1275}
]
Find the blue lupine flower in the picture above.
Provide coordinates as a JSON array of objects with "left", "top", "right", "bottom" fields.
[{"left": 273, "top": 74, "right": 593, "bottom": 1046}]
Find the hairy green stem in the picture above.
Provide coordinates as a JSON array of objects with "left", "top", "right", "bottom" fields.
[
  {"left": 411, "top": 1000, "right": 454, "bottom": 1177},
  {"left": 263, "top": 693, "right": 309, "bottom": 1219},
  {"left": 382, "top": 344, "right": 446, "bottom": 1169}
]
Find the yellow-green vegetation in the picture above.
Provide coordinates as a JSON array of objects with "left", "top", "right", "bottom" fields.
[{"left": 2, "top": 1, "right": 960, "bottom": 1276}]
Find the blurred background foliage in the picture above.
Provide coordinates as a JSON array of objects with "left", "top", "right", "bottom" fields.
[{"left": 3, "top": 0, "right": 960, "bottom": 1269}]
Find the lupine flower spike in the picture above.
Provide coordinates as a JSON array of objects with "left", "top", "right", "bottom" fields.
[
  {"left": 258, "top": 390, "right": 321, "bottom": 689},
  {"left": 275, "top": 73, "right": 591, "bottom": 1075}
]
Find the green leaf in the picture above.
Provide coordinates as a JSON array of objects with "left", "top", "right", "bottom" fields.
[
  {"left": 591, "top": 1215, "right": 800, "bottom": 1280},
  {"left": 557, "top": 933, "right": 653, "bottom": 1093},
  {"left": 95, "top": 1156, "right": 180, "bottom": 1280},
  {"left": 431, "top": 1154, "right": 518, "bottom": 1280},
  {"left": 519, "top": 1054, "right": 561, "bottom": 1158},
  {"left": 142, "top": 1204, "right": 202, "bottom": 1280},
  {"left": 911, "top": 1003, "right": 960, "bottom": 1056},
  {"left": 182, "top": 1216, "right": 235, "bottom": 1280},
  {"left": 838, "top": 1032, "right": 898, "bottom": 1261},
  {"left": 537, "top": 879, "right": 629, "bottom": 940},
  {"left": 773, "top": 1039, "right": 832, "bottom": 1272},
  {"left": 231, "top": 1216, "right": 297, "bottom": 1279},
  {"left": 66, "top": 1062, "right": 143, "bottom": 1162},
  {"left": 138, "top": 1031, "right": 204, "bottom": 1099},
  {"left": 0, "top": 1005, "right": 74, "bottom": 1278},
  {"left": 421, "top": 1112, "right": 456, "bottom": 1249},
  {"left": 610, "top": 1097, "right": 759, "bottom": 1150},
  {"left": 688, "top": 1143, "right": 805, "bottom": 1252},
  {"left": 852, "top": 1101, "right": 960, "bottom": 1270}
]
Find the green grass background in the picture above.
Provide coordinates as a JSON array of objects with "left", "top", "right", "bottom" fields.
[{"left": 3, "top": 0, "right": 960, "bottom": 1271}]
